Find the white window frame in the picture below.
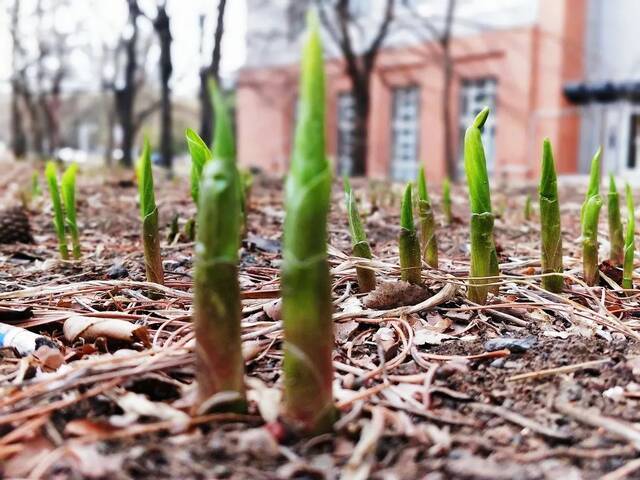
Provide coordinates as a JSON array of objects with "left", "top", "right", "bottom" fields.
[
  {"left": 337, "top": 92, "right": 356, "bottom": 176},
  {"left": 459, "top": 78, "right": 498, "bottom": 173},
  {"left": 390, "top": 85, "right": 420, "bottom": 182}
]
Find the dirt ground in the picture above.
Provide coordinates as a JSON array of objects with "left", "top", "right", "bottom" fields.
[{"left": 1, "top": 160, "right": 640, "bottom": 479}]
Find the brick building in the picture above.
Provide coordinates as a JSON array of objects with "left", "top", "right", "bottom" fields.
[{"left": 236, "top": 0, "right": 590, "bottom": 182}]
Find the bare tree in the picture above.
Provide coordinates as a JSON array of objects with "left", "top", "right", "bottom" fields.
[
  {"left": 114, "top": 0, "right": 142, "bottom": 167},
  {"left": 9, "top": 0, "right": 27, "bottom": 158},
  {"left": 438, "top": 0, "right": 457, "bottom": 179},
  {"left": 199, "top": 0, "right": 228, "bottom": 146},
  {"left": 153, "top": 1, "right": 173, "bottom": 169},
  {"left": 316, "top": 0, "right": 395, "bottom": 176}
]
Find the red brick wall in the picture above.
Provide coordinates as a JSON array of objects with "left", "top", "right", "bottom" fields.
[{"left": 236, "top": 0, "right": 585, "bottom": 183}]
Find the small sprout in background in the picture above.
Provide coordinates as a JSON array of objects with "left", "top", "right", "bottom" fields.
[
  {"left": 137, "top": 138, "right": 164, "bottom": 285},
  {"left": 416, "top": 166, "right": 438, "bottom": 268},
  {"left": 185, "top": 128, "right": 212, "bottom": 241},
  {"left": 580, "top": 147, "right": 601, "bottom": 222},
  {"left": 61, "top": 163, "right": 81, "bottom": 259},
  {"left": 344, "top": 177, "right": 376, "bottom": 293},
  {"left": 194, "top": 79, "right": 246, "bottom": 413},
  {"left": 399, "top": 183, "right": 422, "bottom": 284},
  {"left": 581, "top": 194, "right": 603, "bottom": 286},
  {"left": 464, "top": 107, "right": 499, "bottom": 304},
  {"left": 442, "top": 176, "right": 453, "bottom": 225},
  {"left": 167, "top": 213, "right": 179, "bottom": 242},
  {"left": 186, "top": 127, "right": 212, "bottom": 206},
  {"left": 31, "top": 172, "right": 42, "bottom": 198},
  {"left": 607, "top": 174, "right": 624, "bottom": 265},
  {"left": 281, "top": 12, "right": 336, "bottom": 434},
  {"left": 44, "top": 161, "right": 69, "bottom": 260},
  {"left": 539, "top": 139, "right": 563, "bottom": 293},
  {"left": 623, "top": 183, "right": 635, "bottom": 290},
  {"left": 524, "top": 194, "right": 532, "bottom": 221}
]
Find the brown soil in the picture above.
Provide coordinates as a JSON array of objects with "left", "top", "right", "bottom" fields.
[{"left": 1, "top": 160, "right": 640, "bottom": 479}]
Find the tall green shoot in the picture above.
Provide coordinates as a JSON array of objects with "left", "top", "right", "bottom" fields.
[
  {"left": 580, "top": 147, "right": 601, "bottom": 222},
  {"left": 61, "top": 163, "right": 81, "bottom": 259},
  {"left": 464, "top": 107, "right": 499, "bottom": 304},
  {"left": 194, "top": 80, "right": 246, "bottom": 412},
  {"left": 582, "top": 194, "right": 603, "bottom": 286},
  {"left": 608, "top": 174, "right": 624, "bottom": 265},
  {"left": 399, "top": 183, "right": 422, "bottom": 284},
  {"left": 137, "top": 139, "right": 164, "bottom": 285},
  {"left": 344, "top": 177, "right": 376, "bottom": 292},
  {"left": 539, "top": 139, "right": 563, "bottom": 293},
  {"left": 417, "top": 166, "right": 438, "bottom": 268},
  {"left": 442, "top": 177, "right": 453, "bottom": 225},
  {"left": 623, "top": 184, "right": 635, "bottom": 290},
  {"left": 44, "top": 161, "right": 69, "bottom": 260},
  {"left": 281, "top": 12, "right": 336, "bottom": 434}
]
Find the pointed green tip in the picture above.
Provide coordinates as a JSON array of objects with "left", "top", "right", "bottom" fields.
[
  {"left": 306, "top": 8, "right": 320, "bottom": 32},
  {"left": 417, "top": 166, "right": 428, "bottom": 201},
  {"left": 343, "top": 175, "right": 352, "bottom": 196},
  {"left": 472, "top": 107, "right": 490, "bottom": 130},
  {"left": 401, "top": 183, "right": 414, "bottom": 230},
  {"left": 540, "top": 137, "right": 557, "bottom": 198},
  {"left": 609, "top": 173, "right": 617, "bottom": 193},
  {"left": 208, "top": 78, "right": 235, "bottom": 161}
]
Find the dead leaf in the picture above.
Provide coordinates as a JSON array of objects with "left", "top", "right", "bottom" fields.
[{"left": 63, "top": 316, "right": 150, "bottom": 347}]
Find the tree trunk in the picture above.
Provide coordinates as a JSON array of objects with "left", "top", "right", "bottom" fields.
[
  {"left": 199, "top": 0, "right": 227, "bottom": 146},
  {"left": 154, "top": 4, "right": 173, "bottom": 170},
  {"left": 117, "top": 0, "right": 140, "bottom": 168},
  {"left": 351, "top": 87, "right": 370, "bottom": 176},
  {"left": 441, "top": 0, "right": 457, "bottom": 180},
  {"left": 10, "top": 82, "right": 27, "bottom": 159}
]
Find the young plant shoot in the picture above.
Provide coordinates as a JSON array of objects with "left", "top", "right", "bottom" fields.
[
  {"left": 194, "top": 80, "right": 246, "bottom": 412},
  {"left": 281, "top": 12, "right": 335, "bottom": 434},
  {"left": 442, "top": 177, "right": 453, "bottom": 225},
  {"left": 137, "top": 139, "right": 164, "bottom": 285},
  {"left": 400, "top": 183, "right": 422, "bottom": 284},
  {"left": 464, "top": 107, "right": 499, "bottom": 304},
  {"left": 44, "top": 161, "right": 69, "bottom": 260},
  {"left": 539, "top": 139, "right": 563, "bottom": 293},
  {"left": 186, "top": 128, "right": 212, "bottom": 206},
  {"left": 580, "top": 147, "right": 601, "bottom": 222},
  {"left": 61, "top": 163, "right": 81, "bottom": 259},
  {"left": 608, "top": 174, "right": 624, "bottom": 265},
  {"left": 524, "top": 195, "right": 532, "bottom": 221},
  {"left": 416, "top": 166, "right": 438, "bottom": 268},
  {"left": 623, "top": 183, "right": 635, "bottom": 290},
  {"left": 582, "top": 194, "right": 603, "bottom": 286},
  {"left": 344, "top": 177, "right": 376, "bottom": 292}
]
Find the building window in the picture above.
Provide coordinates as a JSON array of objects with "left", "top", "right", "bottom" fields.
[
  {"left": 391, "top": 86, "right": 420, "bottom": 182},
  {"left": 628, "top": 114, "right": 640, "bottom": 169},
  {"left": 459, "top": 78, "right": 497, "bottom": 172},
  {"left": 337, "top": 92, "right": 356, "bottom": 175}
]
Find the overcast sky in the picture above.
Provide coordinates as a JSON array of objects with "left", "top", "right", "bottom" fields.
[{"left": 0, "top": 0, "right": 248, "bottom": 96}]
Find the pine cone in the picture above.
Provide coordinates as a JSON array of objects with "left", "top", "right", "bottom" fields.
[{"left": 0, "top": 206, "right": 34, "bottom": 244}]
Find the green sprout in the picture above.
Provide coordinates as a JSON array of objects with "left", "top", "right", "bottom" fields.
[
  {"left": 61, "top": 163, "right": 81, "bottom": 259},
  {"left": 608, "top": 174, "right": 624, "bottom": 265},
  {"left": 137, "top": 138, "right": 164, "bottom": 285},
  {"left": 580, "top": 147, "right": 601, "bottom": 222},
  {"left": 416, "top": 166, "right": 438, "bottom": 268},
  {"left": 31, "top": 172, "right": 42, "bottom": 198},
  {"left": 44, "top": 161, "right": 69, "bottom": 260},
  {"left": 539, "top": 139, "right": 563, "bottom": 293},
  {"left": 186, "top": 127, "right": 212, "bottom": 206},
  {"left": 399, "top": 183, "right": 422, "bottom": 284},
  {"left": 464, "top": 107, "right": 499, "bottom": 304},
  {"left": 582, "top": 194, "right": 603, "bottom": 286},
  {"left": 344, "top": 177, "right": 376, "bottom": 292},
  {"left": 623, "top": 183, "right": 635, "bottom": 290},
  {"left": 524, "top": 194, "right": 532, "bottom": 221},
  {"left": 194, "top": 80, "right": 246, "bottom": 412},
  {"left": 281, "top": 12, "right": 336, "bottom": 434},
  {"left": 442, "top": 177, "right": 452, "bottom": 225}
]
